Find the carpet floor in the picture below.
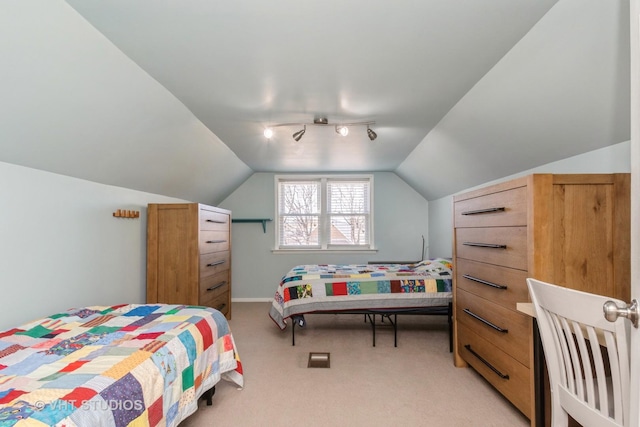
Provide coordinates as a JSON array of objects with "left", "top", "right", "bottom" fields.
[{"left": 180, "top": 302, "right": 530, "bottom": 427}]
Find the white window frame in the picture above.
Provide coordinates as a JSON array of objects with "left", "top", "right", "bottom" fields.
[{"left": 274, "top": 174, "right": 376, "bottom": 253}]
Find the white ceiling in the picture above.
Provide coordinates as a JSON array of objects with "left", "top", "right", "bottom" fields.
[
  {"left": 63, "top": 0, "right": 563, "bottom": 169},
  {"left": 0, "top": 0, "right": 630, "bottom": 202}
]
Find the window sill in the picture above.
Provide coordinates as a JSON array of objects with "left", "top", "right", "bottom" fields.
[{"left": 271, "top": 249, "right": 378, "bottom": 255}]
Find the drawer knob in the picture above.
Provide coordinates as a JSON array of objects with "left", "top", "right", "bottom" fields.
[
  {"left": 206, "top": 219, "right": 226, "bottom": 224},
  {"left": 463, "top": 242, "right": 507, "bottom": 249},
  {"left": 206, "top": 240, "right": 227, "bottom": 244},
  {"left": 461, "top": 207, "right": 505, "bottom": 215},
  {"left": 463, "top": 274, "right": 508, "bottom": 290},
  {"left": 463, "top": 308, "right": 508, "bottom": 333},
  {"left": 206, "top": 260, "right": 226, "bottom": 267},
  {"left": 464, "top": 344, "right": 510, "bottom": 379}
]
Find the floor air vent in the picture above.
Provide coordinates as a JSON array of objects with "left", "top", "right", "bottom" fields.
[{"left": 307, "top": 352, "right": 330, "bottom": 368}]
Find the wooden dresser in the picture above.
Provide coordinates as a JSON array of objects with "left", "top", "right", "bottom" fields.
[
  {"left": 146, "top": 203, "right": 232, "bottom": 319},
  {"left": 452, "top": 174, "right": 630, "bottom": 426}
]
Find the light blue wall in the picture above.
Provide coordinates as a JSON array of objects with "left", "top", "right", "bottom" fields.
[
  {"left": 0, "top": 161, "right": 187, "bottom": 330},
  {"left": 219, "top": 172, "right": 429, "bottom": 300},
  {"left": 1, "top": 142, "right": 630, "bottom": 329},
  {"left": 427, "top": 140, "right": 632, "bottom": 258}
]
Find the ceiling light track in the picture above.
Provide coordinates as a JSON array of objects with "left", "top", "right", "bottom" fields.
[{"left": 263, "top": 118, "right": 377, "bottom": 141}]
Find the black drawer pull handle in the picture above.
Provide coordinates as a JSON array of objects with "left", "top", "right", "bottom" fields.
[
  {"left": 463, "top": 242, "right": 507, "bottom": 249},
  {"left": 463, "top": 308, "right": 508, "bottom": 333},
  {"left": 206, "top": 281, "right": 227, "bottom": 292},
  {"left": 216, "top": 303, "right": 226, "bottom": 311},
  {"left": 463, "top": 274, "right": 508, "bottom": 290},
  {"left": 206, "top": 240, "right": 227, "bottom": 244},
  {"left": 206, "top": 219, "right": 227, "bottom": 224},
  {"left": 206, "top": 260, "right": 226, "bottom": 267},
  {"left": 464, "top": 344, "right": 510, "bottom": 379},
  {"left": 461, "top": 207, "right": 505, "bottom": 215}
]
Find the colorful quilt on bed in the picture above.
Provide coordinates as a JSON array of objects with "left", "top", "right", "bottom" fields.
[
  {"left": 269, "top": 258, "right": 453, "bottom": 329},
  {"left": 0, "top": 304, "right": 243, "bottom": 427}
]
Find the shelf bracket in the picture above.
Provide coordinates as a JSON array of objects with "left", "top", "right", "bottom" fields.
[{"left": 231, "top": 218, "right": 272, "bottom": 233}]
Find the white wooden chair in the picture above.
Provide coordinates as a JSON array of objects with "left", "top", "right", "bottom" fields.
[{"left": 526, "top": 278, "right": 631, "bottom": 427}]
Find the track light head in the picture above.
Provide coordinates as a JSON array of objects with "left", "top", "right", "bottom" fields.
[
  {"left": 367, "top": 127, "right": 377, "bottom": 141},
  {"left": 292, "top": 125, "right": 306, "bottom": 141},
  {"left": 336, "top": 126, "right": 349, "bottom": 136}
]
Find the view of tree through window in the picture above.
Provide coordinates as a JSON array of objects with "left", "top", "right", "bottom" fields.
[
  {"left": 279, "top": 181, "right": 319, "bottom": 246},
  {"left": 277, "top": 176, "right": 372, "bottom": 250},
  {"left": 328, "top": 181, "right": 368, "bottom": 245}
]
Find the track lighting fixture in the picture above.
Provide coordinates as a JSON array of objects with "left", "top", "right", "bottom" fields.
[
  {"left": 263, "top": 118, "right": 376, "bottom": 142},
  {"left": 292, "top": 126, "right": 306, "bottom": 142}
]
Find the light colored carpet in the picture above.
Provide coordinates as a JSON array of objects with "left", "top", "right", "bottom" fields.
[{"left": 181, "top": 302, "right": 529, "bottom": 427}]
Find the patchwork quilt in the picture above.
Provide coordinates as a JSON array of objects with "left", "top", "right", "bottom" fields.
[
  {"left": 269, "top": 258, "right": 453, "bottom": 329},
  {"left": 0, "top": 304, "right": 243, "bottom": 427}
]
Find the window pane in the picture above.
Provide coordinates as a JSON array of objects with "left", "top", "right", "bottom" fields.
[
  {"left": 280, "top": 216, "right": 319, "bottom": 246},
  {"left": 279, "top": 181, "right": 319, "bottom": 214},
  {"left": 276, "top": 175, "right": 372, "bottom": 250},
  {"left": 328, "top": 181, "right": 369, "bottom": 214},
  {"left": 329, "top": 215, "right": 369, "bottom": 245}
]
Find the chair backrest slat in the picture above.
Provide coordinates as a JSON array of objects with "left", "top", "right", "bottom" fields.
[{"left": 527, "top": 278, "right": 630, "bottom": 427}]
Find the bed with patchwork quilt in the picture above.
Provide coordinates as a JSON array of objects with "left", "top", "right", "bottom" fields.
[
  {"left": 269, "top": 258, "right": 453, "bottom": 346},
  {"left": 0, "top": 303, "right": 243, "bottom": 427}
]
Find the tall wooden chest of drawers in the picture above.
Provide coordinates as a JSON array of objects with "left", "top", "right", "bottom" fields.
[
  {"left": 452, "top": 174, "right": 630, "bottom": 426},
  {"left": 146, "top": 203, "right": 232, "bottom": 319}
]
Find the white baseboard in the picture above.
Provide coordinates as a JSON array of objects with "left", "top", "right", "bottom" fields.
[{"left": 232, "top": 297, "right": 272, "bottom": 303}]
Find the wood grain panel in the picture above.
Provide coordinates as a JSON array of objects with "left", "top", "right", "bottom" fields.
[
  {"left": 155, "top": 206, "right": 199, "bottom": 305},
  {"left": 455, "top": 258, "right": 530, "bottom": 311},
  {"left": 201, "top": 292, "right": 230, "bottom": 315},
  {"left": 199, "top": 230, "right": 230, "bottom": 253},
  {"left": 199, "top": 251, "right": 230, "bottom": 278},
  {"left": 458, "top": 322, "right": 531, "bottom": 418},
  {"left": 454, "top": 186, "right": 527, "bottom": 228},
  {"left": 551, "top": 182, "right": 616, "bottom": 297},
  {"left": 199, "top": 270, "right": 230, "bottom": 301},
  {"left": 456, "top": 289, "right": 530, "bottom": 367},
  {"left": 456, "top": 227, "right": 527, "bottom": 270},
  {"left": 199, "top": 209, "right": 230, "bottom": 231}
]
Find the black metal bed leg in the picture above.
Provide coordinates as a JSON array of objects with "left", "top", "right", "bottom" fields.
[
  {"left": 292, "top": 320, "right": 296, "bottom": 346},
  {"left": 448, "top": 302, "right": 453, "bottom": 353},
  {"left": 202, "top": 386, "right": 216, "bottom": 406},
  {"left": 372, "top": 314, "right": 376, "bottom": 346},
  {"left": 393, "top": 314, "right": 397, "bottom": 347}
]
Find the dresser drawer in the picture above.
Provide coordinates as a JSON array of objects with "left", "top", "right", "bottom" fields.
[
  {"left": 455, "top": 259, "right": 529, "bottom": 311},
  {"left": 458, "top": 322, "right": 531, "bottom": 418},
  {"left": 199, "top": 230, "right": 230, "bottom": 253},
  {"left": 201, "top": 291, "right": 230, "bottom": 316},
  {"left": 199, "top": 209, "right": 230, "bottom": 231},
  {"left": 456, "top": 289, "right": 530, "bottom": 367},
  {"left": 455, "top": 227, "right": 527, "bottom": 270},
  {"left": 199, "top": 270, "right": 230, "bottom": 301},
  {"left": 455, "top": 186, "right": 527, "bottom": 228},
  {"left": 199, "top": 251, "right": 230, "bottom": 278}
]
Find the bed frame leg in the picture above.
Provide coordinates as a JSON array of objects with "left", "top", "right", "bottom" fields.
[
  {"left": 291, "top": 321, "right": 296, "bottom": 346},
  {"left": 393, "top": 314, "right": 397, "bottom": 347},
  {"left": 372, "top": 314, "right": 376, "bottom": 346},
  {"left": 448, "top": 302, "right": 453, "bottom": 353},
  {"left": 203, "top": 386, "right": 216, "bottom": 406}
]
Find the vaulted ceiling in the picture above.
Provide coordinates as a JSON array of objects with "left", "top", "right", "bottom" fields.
[{"left": 0, "top": 0, "right": 630, "bottom": 202}]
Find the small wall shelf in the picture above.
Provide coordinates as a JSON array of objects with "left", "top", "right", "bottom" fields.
[{"left": 231, "top": 218, "right": 272, "bottom": 233}]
